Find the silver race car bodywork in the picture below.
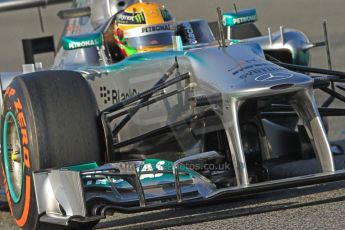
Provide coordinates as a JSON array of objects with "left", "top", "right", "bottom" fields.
[{"left": 0, "top": 0, "right": 345, "bottom": 228}]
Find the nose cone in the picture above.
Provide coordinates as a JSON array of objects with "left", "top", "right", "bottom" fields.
[
  {"left": 230, "top": 69, "right": 313, "bottom": 99},
  {"left": 186, "top": 44, "right": 313, "bottom": 98}
]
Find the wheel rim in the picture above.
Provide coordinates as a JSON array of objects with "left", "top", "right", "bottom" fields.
[{"left": 3, "top": 111, "right": 23, "bottom": 203}]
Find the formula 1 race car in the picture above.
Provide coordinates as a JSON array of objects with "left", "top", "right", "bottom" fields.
[{"left": 0, "top": 0, "right": 345, "bottom": 229}]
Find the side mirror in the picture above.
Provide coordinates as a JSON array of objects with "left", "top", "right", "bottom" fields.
[
  {"left": 62, "top": 32, "right": 103, "bottom": 50},
  {"left": 222, "top": 8, "right": 257, "bottom": 27}
]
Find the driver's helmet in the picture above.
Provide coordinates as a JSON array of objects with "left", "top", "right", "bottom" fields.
[{"left": 114, "top": 2, "right": 174, "bottom": 57}]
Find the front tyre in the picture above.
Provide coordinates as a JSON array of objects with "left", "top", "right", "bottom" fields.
[{"left": 1, "top": 70, "right": 103, "bottom": 229}]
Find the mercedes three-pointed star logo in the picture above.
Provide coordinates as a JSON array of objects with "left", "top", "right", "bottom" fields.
[{"left": 255, "top": 72, "right": 294, "bottom": 82}]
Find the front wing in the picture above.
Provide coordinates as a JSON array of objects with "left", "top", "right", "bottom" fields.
[{"left": 32, "top": 150, "right": 345, "bottom": 226}]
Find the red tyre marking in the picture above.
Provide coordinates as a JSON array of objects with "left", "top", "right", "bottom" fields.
[
  {"left": 15, "top": 175, "right": 31, "bottom": 227},
  {"left": 2, "top": 95, "right": 32, "bottom": 227},
  {"left": 9, "top": 89, "right": 16, "bottom": 97},
  {"left": 15, "top": 98, "right": 30, "bottom": 169},
  {"left": 17, "top": 112, "right": 26, "bottom": 129},
  {"left": 1, "top": 165, "right": 13, "bottom": 215},
  {"left": 4, "top": 87, "right": 15, "bottom": 98},
  {"left": 21, "top": 128, "right": 28, "bottom": 145},
  {"left": 4, "top": 88, "right": 10, "bottom": 97},
  {"left": 2, "top": 166, "right": 31, "bottom": 227},
  {"left": 23, "top": 146, "right": 31, "bottom": 169},
  {"left": 14, "top": 98, "right": 23, "bottom": 113}
]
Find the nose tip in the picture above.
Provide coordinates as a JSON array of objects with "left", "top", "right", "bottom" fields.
[{"left": 270, "top": 84, "right": 295, "bottom": 90}]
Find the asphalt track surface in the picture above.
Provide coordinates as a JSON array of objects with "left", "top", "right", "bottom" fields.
[{"left": 0, "top": 0, "right": 345, "bottom": 229}]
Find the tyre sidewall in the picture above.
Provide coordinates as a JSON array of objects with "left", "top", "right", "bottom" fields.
[{"left": 1, "top": 79, "right": 39, "bottom": 229}]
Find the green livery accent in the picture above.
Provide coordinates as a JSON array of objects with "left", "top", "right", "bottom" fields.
[
  {"left": 161, "top": 9, "right": 172, "bottom": 21},
  {"left": 230, "top": 39, "right": 241, "bottom": 44},
  {"left": 134, "top": 12, "right": 145, "bottom": 23},
  {"left": 223, "top": 8, "right": 257, "bottom": 27},
  {"left": 135, "top": 158, "right": 193, "bottom": 186},
  {"left": 62, "top": 32, "right": 103, "bottom": 50},
  {"left": 3, "top": 111, "right": 23, "bottom": 204},
  {"left": 118, "top": 12, "right": 146, "bottom": 24},
  {"left": 124, "top": 45, "right": 138, "bottom": 56},
  {"left": 64, "top": 162, "right": 99, "bottom": 172},
  {"left": 118, "top": 158, "right": 193, "bottom": 189},
  {"left": 80, "top": 158, "right": 194, "bottom": 189}
]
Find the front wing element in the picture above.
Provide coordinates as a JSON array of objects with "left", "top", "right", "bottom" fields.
[{"left": 32, "top": 151, "right": 345, "bottom": 226}]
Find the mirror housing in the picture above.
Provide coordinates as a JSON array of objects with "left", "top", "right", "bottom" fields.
[
  {"left": 62, "top": 32, "right": 103, "bottom": 50},
  {"left": 223, "top": 8, "right": 257, "bottom": 27}
]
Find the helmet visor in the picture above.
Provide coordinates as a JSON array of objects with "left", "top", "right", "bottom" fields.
[{"left": 126, "top": 31, "right": 174, "bottom": 49}]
